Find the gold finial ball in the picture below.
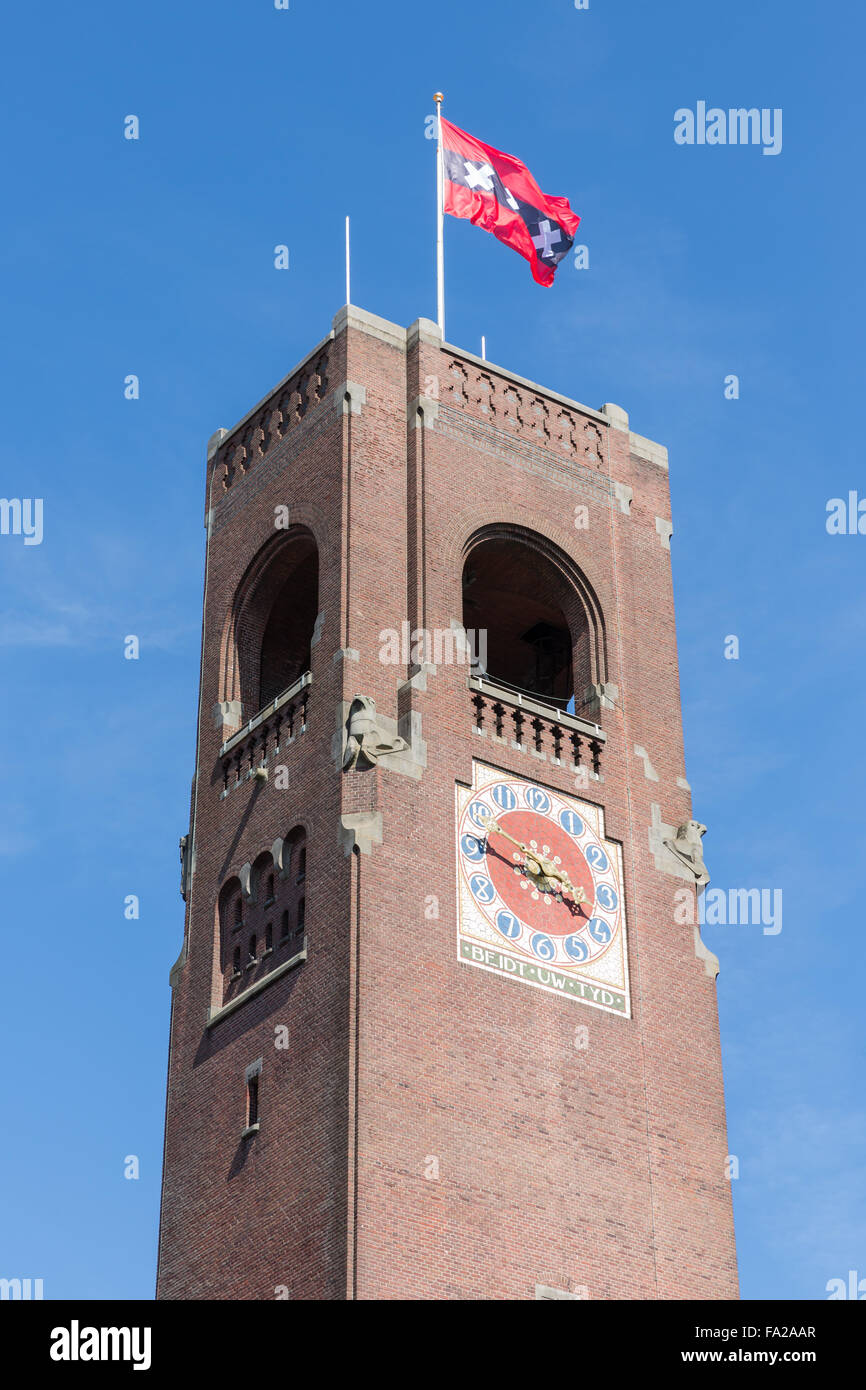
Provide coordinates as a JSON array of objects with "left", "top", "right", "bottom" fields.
[{"left": 433, "top": 92, "right": 444, "bottom": 104}]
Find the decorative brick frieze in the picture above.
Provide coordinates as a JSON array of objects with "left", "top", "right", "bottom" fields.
[{"left": 434, "top": 403, "right": 615, "bottom": 502}]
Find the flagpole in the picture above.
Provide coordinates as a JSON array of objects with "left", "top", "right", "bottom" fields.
[
  {"left": 345, "top": 215, "right": 351, "bottom": 305},
  {"left": 434, "top": 91, "right": 445, "bottom": 337}
]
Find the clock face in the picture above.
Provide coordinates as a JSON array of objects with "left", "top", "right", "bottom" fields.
[{"left": 456, "top": 763, "right": 630, "bottom": 1016}]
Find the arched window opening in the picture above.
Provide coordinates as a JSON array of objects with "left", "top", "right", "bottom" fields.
[
  {"left": 225, "top": 529, "right": 320, "bottom": 720},
  {"left": 247, "top": 934, "right": 257, "bottom": 966},
  {"left": 251, "top": 851, "right": 273, "bottom": 905},
  {"left": 462, "top": 536, "right": 590, "bottom": 707},
  {"left": 218, "top": 877, "right": 244, "bottom": 987},
  {"left": 258, "top": 542, "right": 318, "bottom": 708},
  {"left": 280, "top": 909, "right": 289, "bottom": 940},
  {"left": 280, "top": 827, "right": 308, "bottom": 947},
  {"left": 265, "top": 922, "right": 273, "bottom": 952}
]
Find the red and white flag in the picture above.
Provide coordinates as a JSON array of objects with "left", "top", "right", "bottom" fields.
[{"left": 440, "top": 117, "right": 580, "bottom": 286}]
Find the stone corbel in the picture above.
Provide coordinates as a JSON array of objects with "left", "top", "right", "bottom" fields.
[
  {"left": 693, "top": 926, "right": 720, "bottom": 981},
  {"left": 333, "top": 381, "right": 366, "bottom": 416},
  {"left": 335, "top": 696, "right": 426, "bottom": 780},
  {"left": 212, "top": 699, "right": 242, "bottom": 734},
  {"left": 655, "top": 517, "right": 673, "bottom": 550},
  {"left": 410, "top": 394, "right": 439, "bottom": 429},
  {"left": 339, "top": 812, "right": 383, "bottom": 857},
  {"left": 169, "top": 940, "right": 187, "bottom": 990},
  {"left": 582, "top": 683, "right": 618, "bottom": 717}
]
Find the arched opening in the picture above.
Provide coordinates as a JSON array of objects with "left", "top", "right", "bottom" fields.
[
  {"left": 462, "top": 535, "right": 585, "bottom": 706},
  {"left": 258, "top": 544, "right": 318, "bottom": 707},
  {"left": 218, "top": 876, "right": 243, "bottom": 990},
  {"left": 223, "top": 529, "right": 320, "bottom": 718},
  {"left": 251, "top": 851, "right": 273, "bottom": 904},
  {"left": 280, "top": 826, "right": 308, "bottom": 948},
  {"left": 461, "top": 526, "right": 607, "bottom": 714}
]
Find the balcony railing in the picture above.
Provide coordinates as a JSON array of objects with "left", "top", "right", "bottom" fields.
[
  {"left": 219, "top": 672, "right": 311, "bottom": 797},
  {"left": 469, "top": 675, "right": 604, "bottom": 776}
]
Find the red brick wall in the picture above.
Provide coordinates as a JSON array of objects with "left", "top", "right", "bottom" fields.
[{"left": 156, "top": 306, "right": 738, "bottom": 1300}]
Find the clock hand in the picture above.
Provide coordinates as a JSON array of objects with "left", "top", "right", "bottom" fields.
[
  {"left": 479, "top": 816, "right": 587, "bottom": 903},
  {"left": 478, "top": 815, "right": 522, "bottom": 851}
]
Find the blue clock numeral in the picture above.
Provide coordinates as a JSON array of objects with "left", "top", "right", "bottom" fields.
[
  {"left": 588, "top": 917, "right": 612, "bottom": 945},
  {"left": 564, "top": 935, "right": 589, "bottom": 963},
  {"left": 530, "top": 933, "right": 556, "bottom": 961},
  {"left": 460, "top": 833, "right": 486, "bottom": 862},
  {"left": 468, "top": 801, "right": 491, "bottom": 829},
  {"left": 559, "top": 809, "right": 584, "bottom": 837},
  {"left": 595, "top": 884, "right": 618, "bottom": 913},
  {"left": 469, "top": 874, "right": 495, "bottom": 904},
  {"left": 585, "top": 844, "right": 608, "bottom": 872},
  {"left": 525, "top": 787, "right": 550, "bottom": 814},
  {"left": 495, "top": 910, "right": 522, "bottom": 940},
  {"left": 492, "top": 783, "right": 517, "bottom": 811}
]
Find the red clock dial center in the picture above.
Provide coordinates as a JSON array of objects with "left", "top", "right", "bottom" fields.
[{"left": 484, "top": 810, "right": 595, "bottom": 937}]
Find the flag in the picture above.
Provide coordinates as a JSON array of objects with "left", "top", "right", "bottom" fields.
[{"left": 440, "top": 117, "right": 580, "bottom": 286}]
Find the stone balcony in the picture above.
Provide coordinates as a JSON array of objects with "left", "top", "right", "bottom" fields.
[
  {"left": 218, "top": 672, "right": 311, "bottom": 797},
  {"left": 469, "top": 675, "right": 605, "bottom": 778}
]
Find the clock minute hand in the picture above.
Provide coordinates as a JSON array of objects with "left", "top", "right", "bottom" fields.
[
  {"left": 478, "top": 815, "right": 523, "bottom": 852},
  {"left": 481, "top": 815, "right": 587, "bottom": 903}
]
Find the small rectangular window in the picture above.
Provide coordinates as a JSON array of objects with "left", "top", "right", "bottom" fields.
[
  {"left": 241, "top": 1056, "right": 262, "bottom": 1134},
  {"left": 243, "top": 1059, "right": 262, "bottom": 1136}
]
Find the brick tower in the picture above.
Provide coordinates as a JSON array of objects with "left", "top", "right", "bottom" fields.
[{"left": 156, "top": 305, "right": 738, "bottom": 1301}]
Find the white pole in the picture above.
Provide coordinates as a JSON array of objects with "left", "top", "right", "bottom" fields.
[
  {"left": 481, "top": 335, "right": 486, "bottom": 361},
  {"left": 434, "top": 91, "right": 445, "bottom": 338},
  {"left": 345, "top": 215, "right": 351, "bottom": 305}
]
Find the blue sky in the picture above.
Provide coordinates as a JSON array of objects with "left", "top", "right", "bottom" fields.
[{"left": 1, "top": 0, "right": 863, "bottom": 1300}]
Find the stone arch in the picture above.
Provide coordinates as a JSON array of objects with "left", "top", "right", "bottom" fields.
[
  {"left": 461, "top": 523, "right": 608, "bottom": 706},
  {"left": 219, "top": 526, "right": 320, "bottom": 716}
]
